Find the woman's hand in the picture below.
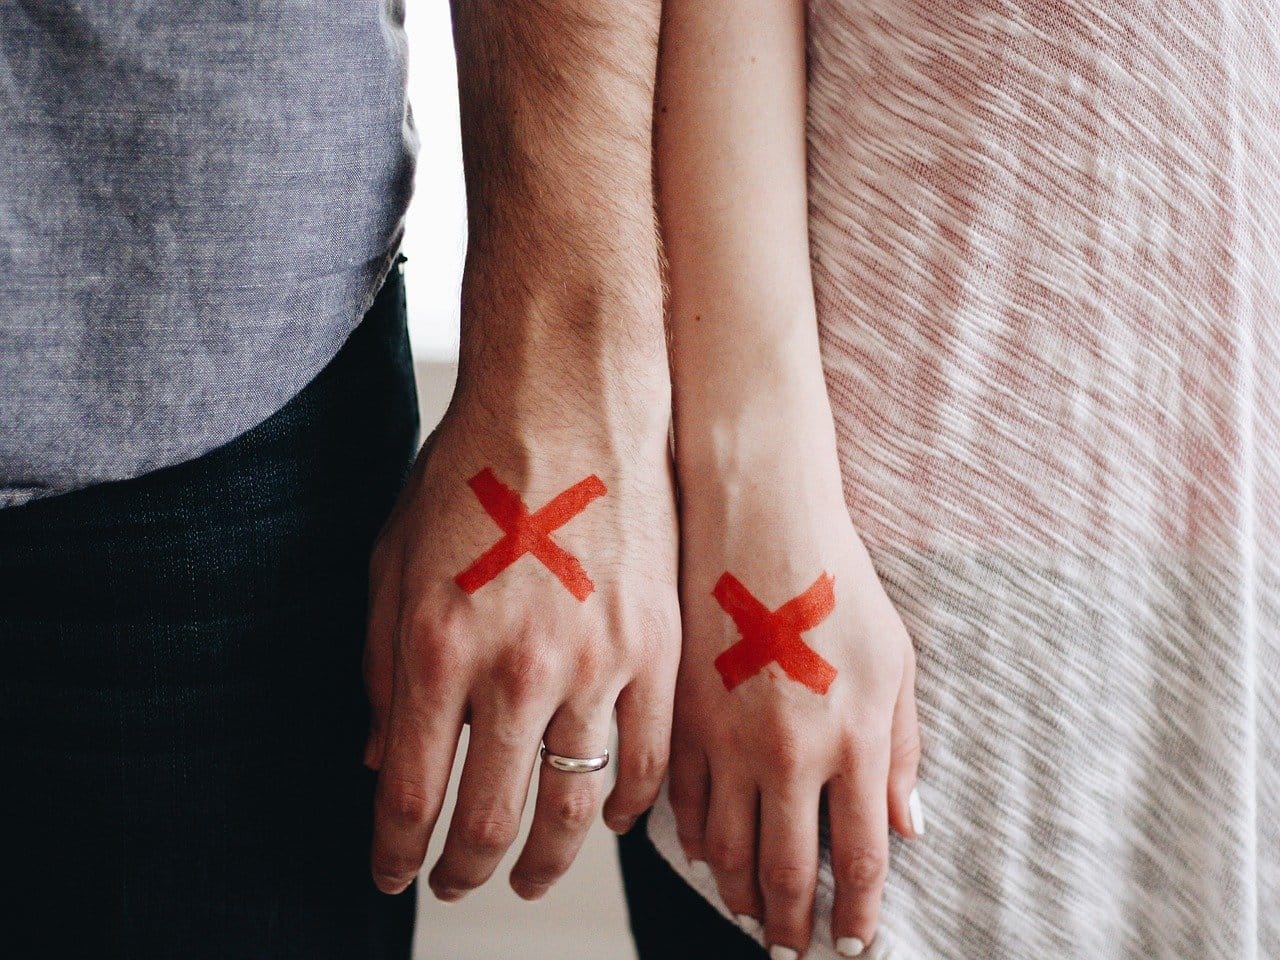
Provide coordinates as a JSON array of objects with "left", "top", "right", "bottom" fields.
[
  {"left": 653, "top": 0, "right": 923, "bottom": 953},
  {"left": 669, "top": 435, "right": 923, "bottom": 958}
]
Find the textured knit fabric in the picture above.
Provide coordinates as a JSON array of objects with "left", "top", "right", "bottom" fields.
[
  {"left": 0, "top": 1, "right": 416, "bottom": 508},
  {"left": 647, "top": 2, "right": 1280, "bottom": 957},
  {"left": 0, "top": 261, "right": 420, "bottom": 959}
]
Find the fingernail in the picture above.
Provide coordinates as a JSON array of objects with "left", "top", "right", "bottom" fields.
[
  {"left": 769, "top": 947, "right": 799, "bottom": 960},
  {"left": 608, "top": 815, "right": 637, "bottom": 834},
  {"left": 362, "top": 736, "right": 379, "bottom": 770},
  {"left": 908, "top": 785, "right": 926, "bottom": 835},
  {"left": 735, "top": 914, "right": 763, "bottom": 937},
  {"left": 836, "top": 936, "right": 866, "bottom": 956},
  {"left": 434, "top": 887, "right": 466, "bottom": 903}
]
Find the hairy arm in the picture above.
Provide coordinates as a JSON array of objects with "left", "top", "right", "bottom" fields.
[
  {"left": 657, "top": 2, "right": 924, "bottom": 957},
  {"left": 366, "top": 0, "right": 678, "bottom": 903},
  {"left": 451, "top": 0, "right": 667, "bottom": 430}
]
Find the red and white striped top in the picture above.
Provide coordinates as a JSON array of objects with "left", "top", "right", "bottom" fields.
[{"left": 650, "top": 2, "right": 1280, "bottom": 955}]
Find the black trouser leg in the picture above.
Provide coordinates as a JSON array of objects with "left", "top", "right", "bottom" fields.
[{"left": 0, "top": 263, "right": 420, "bottom": 960}]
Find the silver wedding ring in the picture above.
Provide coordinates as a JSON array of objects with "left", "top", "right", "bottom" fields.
[{"left": 540, "top": 744, "right": 610, "bottom": 774}]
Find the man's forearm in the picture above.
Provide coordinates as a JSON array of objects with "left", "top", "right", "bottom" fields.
[
  {"left": 450, "top": 0, "right": 666, "bottom": 426},
  {"left": 368, "top": 4, "right": 680, "bottom": 903}
]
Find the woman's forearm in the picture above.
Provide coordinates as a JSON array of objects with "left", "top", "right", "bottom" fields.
[
  {"left": 656, "top": 0, "right": 839, "bottom": 488},
  {"left": 656, "top": 10, "right": 924, "bottom": 956}
]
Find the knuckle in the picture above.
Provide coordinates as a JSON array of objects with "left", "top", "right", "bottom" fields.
[
  {"left": 552, "top": 790, "right": 598, "bottom": 830},
  {"left": 496, "top": 644, "right": 555, "bottom": 700},
  {"left": 459, "top": 809, "right": 519, "bottom": 854},
  {"left": 571, "top": 639, "right": 606, "bottom": 683},
  {"left": 381, "top": 777, "right": 433, "bottom": 824},
  {"left": 761, "top": 862, "right": 813, "bottom": 900},
  {"left": 433, "top": 624, "right": 470, "bottom": 656},
  {"left": 834, "top": 847, "right": 888, "bottom": 889},
  {"left": 768, "top": 753, "right": 807, "bottom": 784},
  {"left": 843, "top": 721, "right": 890, "bottom": 761},
  {"left": 760, "top": 734, "right": 809, "bottom": 781},
  {"left": 412, "top": 623, "right": 464, "bottom": 665},
  {"left": 402, "top": 604, "right": 434, "bottom": 643},
  {"left": 890, "top": 725, "right": 922, "bottom": 764},
  {"left": 396, "top": 630, "right": 450, "bottom": 680},
  {"left": 620, "top": 748, "right": 665, "bottom": 791},
  {"left": 706, "top": 836, "right": 753, "bottom": 875},
  {"left": 627, "top": 605, "right": 679, "bottom": 659}
]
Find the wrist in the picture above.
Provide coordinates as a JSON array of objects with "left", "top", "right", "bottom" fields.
[
  {"left": 446, "top": 345, "right": 671, "bottom": 472},
  {"left": 675, "top": 362, "right": 842, "bottom": 488},
  {"left": 455, "top": 243, "right": 669, "bottom": 423},
  {"left": 674, "top": 395, "right": 859, "bottom": 610}
]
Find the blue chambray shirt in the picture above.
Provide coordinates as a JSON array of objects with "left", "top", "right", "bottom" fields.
[{"left": 0, "top": 1, "right": 418, "bottom": 507}]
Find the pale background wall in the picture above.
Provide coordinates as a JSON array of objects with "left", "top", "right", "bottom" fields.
[
  {"left": 401, "top": 1, "right": 464, "bottom": 363},
  {"left": 398, "top": 5, "right": 639, "bottom": 958}
]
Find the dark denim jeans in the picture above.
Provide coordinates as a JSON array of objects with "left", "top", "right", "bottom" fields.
[{"left": 0, "top": 259, "right": 420, "bottom": 958}]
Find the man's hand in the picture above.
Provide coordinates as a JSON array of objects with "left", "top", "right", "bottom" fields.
[
  {"left": 365, "top": 398, "right": 678, "bottom": 900},
  {"left": 364, "top": 0, "right": 675, "bottom": 901}
]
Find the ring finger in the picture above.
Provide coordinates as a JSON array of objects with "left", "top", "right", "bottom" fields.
[{"left": 508, "top": 692, "right": 616, "bottom": 899}]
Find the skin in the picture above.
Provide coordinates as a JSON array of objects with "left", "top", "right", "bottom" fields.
[
  {"left": 364, "top": 0, "right": 679, "bottom": 903},
  {"left": 656, "top": 0, "right": 924, "bottom": 955}
]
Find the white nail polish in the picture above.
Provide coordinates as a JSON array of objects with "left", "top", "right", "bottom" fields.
[
  {"left": 736, "top": 914, "right": 763, "bottom": 937},
  {"left": 908, "top": 785, "right": 926, "bottom": 835},
  {"left": 836, "top": 936, "right": 866, "bottom": 956},
  {"left": 769, "top": 947, "right": 799, "bottom": 960}
]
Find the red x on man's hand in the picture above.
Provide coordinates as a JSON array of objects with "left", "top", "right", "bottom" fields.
[
  {"left": 454, "top": 468, "right": 607, "bottom": 601},
  {"left": 712, "top": 571, "right": 838, "bottom": 695}
]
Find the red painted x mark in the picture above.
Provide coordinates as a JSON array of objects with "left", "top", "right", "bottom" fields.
[
  {"left": 454, "top": 468, "right": 607, "bottom": 601},
  {"left": 712, "top": 571, "right": 838, "bottom": 695}
]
